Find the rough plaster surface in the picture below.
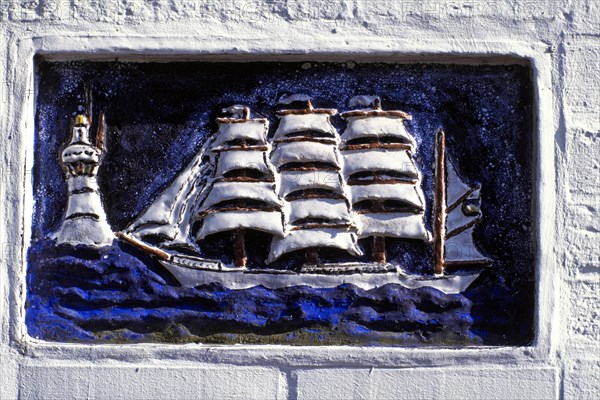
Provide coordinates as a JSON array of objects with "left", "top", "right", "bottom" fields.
[
  {"left": 0, "top": 0, "right": 598, "bottom": 399},
  {"left": 19, "top": 365, "right": 285, "bottom": 399},
  {"left": 294, "top": 367, "right": 558, "bottom": 399}
]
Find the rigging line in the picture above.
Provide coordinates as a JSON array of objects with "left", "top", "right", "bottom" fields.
[
  {"left": 211, "top": 145, "right": 269, "bottom": 152},
  {"left": 340, "top": 143, "right": 413, "bottom": 151},
  {"left": 196, "top": 205, "right": 280, "bottom": 218},
  {"left": 290, "top": 223, "right": 355, "bottom": 231},
  {"left": 446, "top": 184, "right": 481, "bottom": 213},
  {"left": 274, "top": 137, "right": 337, "bottom": 144},
  {"left": 445, "top": 215, "right": 482, "bottom": 240}
]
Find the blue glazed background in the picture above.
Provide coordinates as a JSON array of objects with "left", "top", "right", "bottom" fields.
[{"left": 27, "top": 61, "right": 534, "bottom": 345}]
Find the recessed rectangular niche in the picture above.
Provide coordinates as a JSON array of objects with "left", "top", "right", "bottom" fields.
[{"left": 27, "top": 60, "right": 535, "bottom": 346}]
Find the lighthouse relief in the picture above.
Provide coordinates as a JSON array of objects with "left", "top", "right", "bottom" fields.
[
  {"left": 27, "top": 61, "right": 535, "bottom": 346},
  {"left": 53, "top": 94, "right": 113, "bottom": 247}
]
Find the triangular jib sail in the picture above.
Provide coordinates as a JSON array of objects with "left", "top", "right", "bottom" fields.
[{"left": 124, "top": 137, "right": 209, "bottom": 251}]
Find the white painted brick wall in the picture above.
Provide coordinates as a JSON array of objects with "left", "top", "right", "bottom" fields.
[
  {"left": 1, "top": 1, "right": 598, "bottom": 399},
  {"left": 19, "top": 365, "right": 286, "bottom": 399},
  {"left": 294, "top": 368, "right": 558, "bottom": 399}
]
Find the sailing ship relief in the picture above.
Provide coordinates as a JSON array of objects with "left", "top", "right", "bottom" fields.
[{"left": 118, "top": 96, "right": 491, "bottom": 294}]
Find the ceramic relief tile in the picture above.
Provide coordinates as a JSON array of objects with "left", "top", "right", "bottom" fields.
[{"left": 26, "top": 61, "right": 534, "bottom": 345}]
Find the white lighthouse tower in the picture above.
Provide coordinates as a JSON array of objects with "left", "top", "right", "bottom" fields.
[{"left": 54, "top": 113, "right": 114, "bottom": 247}]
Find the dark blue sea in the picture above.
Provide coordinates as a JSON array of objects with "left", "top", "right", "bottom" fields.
[{"left": 27, "top": 239, "right": 488, "bottom": 345}]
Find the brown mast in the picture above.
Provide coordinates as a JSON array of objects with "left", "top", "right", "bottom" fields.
[
  {"left": 96, "top": 111, "right": 106, "bottom": 153},
  {"left": 373, "top": 236, "right": 386, "bottom": 264},
  {"left": 433, "top": 129, "right": 446, "bottom": 275},
  {"left": 233, "top": 229, "right": 247, "bottom": 268},
  {"left": 371, "top": 100, "right": 386, "bottom": 265},
  {"left": 232, "top": 165, "right": 248, "bottom": 268},
  {"left": 226, "top": 107, "right": 253, "bottom": 268},
  {"left": 306, "top": 249, "right": 319, "bottom": 266}
]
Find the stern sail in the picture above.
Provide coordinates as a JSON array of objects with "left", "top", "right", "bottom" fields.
[
  {"left": 433, "top": 129, "right": 490, "bottom": 275},
  {"left": 443, "top": 161, "right": 489, "bottom": 266}
]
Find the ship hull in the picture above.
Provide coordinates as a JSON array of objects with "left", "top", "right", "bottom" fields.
[{"left": 158, "top": 256, "right": 480, "bottom": 294}]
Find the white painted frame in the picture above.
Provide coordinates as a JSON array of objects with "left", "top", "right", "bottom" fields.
[{"left": 1, "top": 35, "right": 556, "bottom": 371}]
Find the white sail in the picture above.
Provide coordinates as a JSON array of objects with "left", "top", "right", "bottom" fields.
[
  {"left": 287, "top": 198, "right": 353, "bottom": 225},
  {"left": 214, "top": 150, "right": 273, "bottom": 178},
  {"left": 267, "top": 102, "right": 361, "bottom": 262},
  {"left": 349, "top": 184, "right": 425, "bottom": 209},
  {"left": 442, "top": 156, "right": 489, "bottom": 265},
  {"left": 273, "top": 113, "right": 337, "bottom": 140},
  {"left": 342, "top": 149, "right": 418, "bottom": 177},
  {"left": 279, "top": 170, "right": 344, "bottom": 197},
  {"left": 125, "top": 145, "right": 210, "bottom": 247},
  {"left": 340, "top": 102, "right": 431, "bottom": 253},
  {"left": 342, "top": 115, "right": 415, "bottom": 146},
  {"left": 271, "top": 141, "right": 340, "bottom": 168},
  {"left": 446, "top": 160, "right": 474, "bottom": 207},
  {"left": 268, "top": 228, "right": 362, "bottom": 263},
  {"left": 212, "top": 119, "right": 268, "bottom": 147},
  {"left": 356, "top": 213, "right": 430, "bottom": 240},
  {"left": 197, "top": 210, "right": 284, "bottom": 239},
  {"left": 444, "top": 226, "right": 487, "bottom": 263},
  {"left": 200, "top": 181, "right": 281, "bottom": 209},
  {"left": 446, "top": 202, "right": 480, "bottom": 235},
  {"left": 187, "top": 107, "right": 286, "bottom": 270}
]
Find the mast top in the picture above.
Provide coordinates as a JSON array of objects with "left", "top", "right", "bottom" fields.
[
  {"left": 212, "top": 105, "right": 270, "bottom": 148},
  {"left": 216, "top": 105, "right": 267, "bottom": 124},
  {"left": 276, "top": 104, "right": 337, "bottom": 116},
  {"left": 341, "top": 97, "right": 411, "bottom": 120},
  {"left": 276, "top": 96, "right": 337, "bottom": 116},
  {"left": 273, "top": 97, "right": 339, "bottom": 140}
]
